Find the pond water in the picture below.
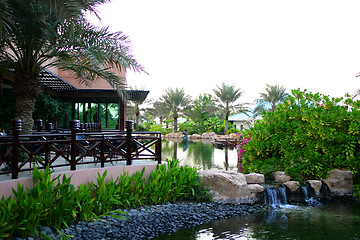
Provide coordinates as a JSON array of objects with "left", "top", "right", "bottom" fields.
[
  {"left": 158, "top": 140, "right": 360, "bottom": 240},
  {"left": 161, "top": 140, "right": 240, "bottom": 171},
  {"left": 155, "top": 202, "right": 360, "bottom": 240}
]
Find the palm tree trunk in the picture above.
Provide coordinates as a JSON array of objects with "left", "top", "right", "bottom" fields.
[
  {"left": 174, "top": 117, "right": 178, "bottom": 133},
  {"left": 225, "top": 112, "right": 229, "bottom": 134},
  {"left": 14, "top": 73, "right": 39, "bottom": 134},
  {"left": 15, "top": 91, "right": 36, "bottom": 134}
]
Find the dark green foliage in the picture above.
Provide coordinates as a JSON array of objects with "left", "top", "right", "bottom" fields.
[
  {"left": 33, "top": 94, "right": 72, "bottom": 127},
  {"left": 242, "top": 89, "right": 360, "bottom": 183}
]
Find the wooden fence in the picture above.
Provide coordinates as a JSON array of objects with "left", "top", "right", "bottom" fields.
[{"left": 0, "top": 119, "right": 161, "bottom": 179}]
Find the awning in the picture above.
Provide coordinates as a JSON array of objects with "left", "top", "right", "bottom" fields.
[
  {"left": 125, "top": 90, "right": 150, "bottom": 103},
  {"left": 39, "top": 69, "right": 78, "bottom": 91}
]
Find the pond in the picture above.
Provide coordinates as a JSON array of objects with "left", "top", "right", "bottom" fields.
[
  {"left": 155, "top": 202, "right": 360, "bottom": 240},
  {"left": 159, "top": 140, "right": 360, "bottom": 240},
  {"left": 161, "top": 139, "right": 240, "bottom": 171}
]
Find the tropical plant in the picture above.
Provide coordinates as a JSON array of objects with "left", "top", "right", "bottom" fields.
[
  {"left": 0, "top": 0, "right": 144, "bottom": 133},
  {"left": 242, "top": 89, "right": 360, "bottom": 185},
  {"left": 160, "top": 88, "right": 191, "bottom": 133},
  {"left": 213, "top": 83, "right": 246, "bottom": 133},
  {"left": 33, "top": 94, "right": 71, "bottom": 125},
  {"left": 253, "top": 84, "right": 288, "bottom": 116},
  {"left": 184, "top": 94, "right": 217, "bottom": 133},
  {"left": 147, "top": 100, "right": 170, "bottom": 125}
]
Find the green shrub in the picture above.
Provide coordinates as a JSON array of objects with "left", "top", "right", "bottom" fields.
[
  {"left": 0, "top": 158, "right": 210, "bottom": 238},
  {"left": 242, "top": 89, "right": 360, "bottom": 183}
]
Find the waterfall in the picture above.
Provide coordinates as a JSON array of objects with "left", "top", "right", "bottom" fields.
[
  {"left": 302, "top": 186, "right": 309, "bottom": 200},
  {"left": 264, "top": 187, "right": 288, "bottom": 208},
  {"left": 302, "top": 185, "right": 321, "bottom": 206},
  {"left": 264, "top": 186, "right": 298, "bottom": 209}
]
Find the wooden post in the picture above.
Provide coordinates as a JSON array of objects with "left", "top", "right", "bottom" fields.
[
  {"left": 12, "top": 119, "right": 21, "bottom": 179},
  {"left": 36, "top": 119, "right": 43, "bottom": 132},
  {"left": 126, "top": 120, "right": 133, "bottom": 165},
  {"left": 156, "top": 133, "right": 162, "bottom": 164},
  {"left": 46, "top": 123, "right": 53, "bottom": 132},
  {"left": 70, "top": 120, "right": 79, "bottom": 170}
]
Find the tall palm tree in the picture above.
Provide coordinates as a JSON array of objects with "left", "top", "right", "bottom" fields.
[
  {"left": 253, "top": 84, "right": 288, "bottom": 116},
  {"left": 0, "top": 0, "right": 144, "bottom": 133},
  {"left": 160, "top": 88, "right": 191, "bottom": 133},
  {"left": 213, "top": 83, "right": 244, "bottom": 133}
]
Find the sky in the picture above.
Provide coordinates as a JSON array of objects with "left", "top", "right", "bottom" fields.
[{"left": 89, "top": 0, "right": 360, "bottom": 103}]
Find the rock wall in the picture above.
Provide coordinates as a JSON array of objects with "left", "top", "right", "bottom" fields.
[{"left": 200, "top": 169, "right": 354, "bottom": 204}]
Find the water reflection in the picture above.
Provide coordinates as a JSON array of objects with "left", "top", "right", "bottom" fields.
[
  {"left": 162, "top": 140, "right": 239, "bottom": 171},
  {"left": 155, "top": 203, "right": 360, "bottom": 240}
]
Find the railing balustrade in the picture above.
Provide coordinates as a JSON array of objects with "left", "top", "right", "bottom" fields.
[{"left": 0, "top": 119, "right": 161, "bottom": 179}]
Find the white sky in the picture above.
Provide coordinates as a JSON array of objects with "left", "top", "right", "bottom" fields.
[{"left": 90, "top": 0, "right": 360, "bottom": 103}]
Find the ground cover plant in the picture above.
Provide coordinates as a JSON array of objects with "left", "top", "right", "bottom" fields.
[
  {"left": 0, "top": 158, "right": 210, "bottom": 239},
  {"left": 240, "top": 89, "right": 360, "bottom": 191}
]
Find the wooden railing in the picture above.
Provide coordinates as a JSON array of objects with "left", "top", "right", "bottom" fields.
[{"left": 0, "top": 119, "right": 161, "bottom": 179}]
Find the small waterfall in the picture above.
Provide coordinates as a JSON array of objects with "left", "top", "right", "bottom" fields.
[
  {"left": 302, "top": 186, "right": 309, "bottom": 200},
  {"left": 302, "top": 185, "right": 321, "bottom": 206},
  {"left": 264, "top": 187, "right": 288, "bottom": 208}
]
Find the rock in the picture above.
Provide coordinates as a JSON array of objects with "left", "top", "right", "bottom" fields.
[
  {"left": 307, "top": 180, "right": 322, "bottom": 197},
  {"left": 273, "top": 171, "right": 291, "bottom": 183},
  {"left": 245, "top": 173, "right": 265, "bottom": 184},
  {"left": 247, "top": 184, "right": 265, "bottom": 203},
  {"left": 189, "top": 134, "right": 201, "bottom": 139},
  {"left": 229, "top": 133, "right": 240, "bottom": 139},
  {"left": 201, "top": 132, "right": 217, "bottom": 139},
  {"left": 322, "top": 169, "right": 353, "bottom": 196},
  {"left": 200, "top": 170, "right": 261, "bottom": 203},
  {"left": 284, "top": 181, "right": 300, "bottom": 192},
  {"left": 164, "top": 132, "right": 184, "bottom": 139},
  {"left": 283, "top": 181, "right": 304, "bottom": 203}
]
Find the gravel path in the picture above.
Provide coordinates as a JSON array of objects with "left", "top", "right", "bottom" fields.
[{"left": 18, "top": 202, "right": 264, "bottom": 240}]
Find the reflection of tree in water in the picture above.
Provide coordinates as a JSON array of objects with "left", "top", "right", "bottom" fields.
[{"left": 186, "top": 141, "right": 214, "bottom": 170}]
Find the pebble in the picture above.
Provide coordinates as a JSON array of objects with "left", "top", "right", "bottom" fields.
[{"left": 18, "top": 202, "right": 264, "bottom": 240}]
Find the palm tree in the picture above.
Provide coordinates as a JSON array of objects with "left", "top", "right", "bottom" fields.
[
  {"left": 213, "top": 83, "right": 245, "bottom": 133},
  {"left": 160, "top": 88, "right": 191, "bottom": 133},
  {"left": 253, "top": 84, "right": 288, "bottom": 116},
  {"left": 147, "top": 100, "right": 169, "bottom": 125},
  {"left": 0, "top": 0, "right": 144, "bottom": 133}
]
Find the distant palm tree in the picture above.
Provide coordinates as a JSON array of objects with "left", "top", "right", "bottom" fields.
[
  {"left": 160, "top": 88, "right": 191, "bottom": 133},
  {"left": 213, "top": 83, "right": 245, "bottom": 133},
  {"left": 0, "top": 0, "right": 144, "bottom": 133},
  {"left": 148, "top": 100, "right": 169, "bottom": 125},
  {"left": 253, "top": 84, "right": 288, "bottom": 116}
]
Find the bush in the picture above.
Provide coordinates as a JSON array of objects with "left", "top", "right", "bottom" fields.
[
  {"left": 0, "top": 158, "right": 210, "bottom": 238},
  {"left": 242, "top": 89, "right": 360, "bottom": 183}
]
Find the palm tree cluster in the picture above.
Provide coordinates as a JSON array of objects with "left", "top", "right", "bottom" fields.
[
  {"left": 0, "top": 0, "right": 144, "bottom": 133},
  {"left": 133, "top": 83, "right": 288, "bottom": 134}
]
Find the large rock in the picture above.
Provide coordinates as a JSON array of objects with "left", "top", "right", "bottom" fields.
[
  {"left": 284, "top": 181, "right": 300, "bottom": 192},
  {"left": 307, "top": 180, "right": 322, "bottom": 197},
  {"left": 247, "top": 184, "right": 265, "bottom": 203},
  {"left": 201, "top": 132, "right": 217, "bottom": 139},
  {"left": 322, "top": 169, "right": 353, "bottom": 196},
  {"left": 245, "top": 173, "right": 265, "bottom": 184},
  {"left": 200, "top": 170, "right": 263, "bottom": 203},
  {"left": 273, "top": 171, "right": 291, "bottom": 184}
]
